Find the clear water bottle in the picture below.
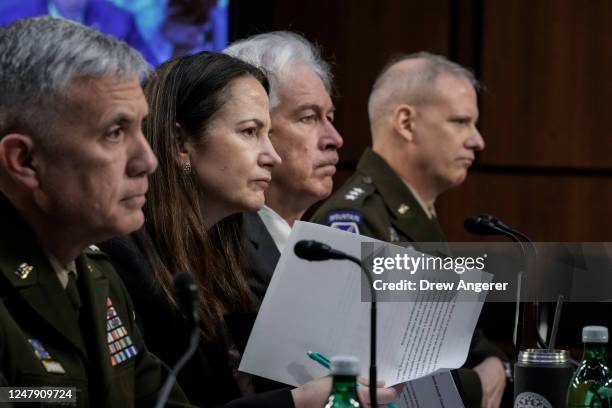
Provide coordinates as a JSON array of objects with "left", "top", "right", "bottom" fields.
[
  {"left": 324, "top": 356, "right": 362, "bottom": 408},
  {"left": 567, "top": 326, "right": 612, "bottom": 407}
]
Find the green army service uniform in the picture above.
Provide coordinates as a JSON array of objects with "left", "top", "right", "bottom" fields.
[
  {"left": 311, "top": 148, "right": 508, "bottom": 408},
  {"left": 0, "top": 194, "right": 192, "bottom": 407},
  {"left": 312, "top": 148, "right": 447, "bottom": 244}
]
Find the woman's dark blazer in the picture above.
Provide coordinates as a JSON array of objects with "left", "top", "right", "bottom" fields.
[{"left": 99, "top": 234, "right": 294, "bottom": 408}]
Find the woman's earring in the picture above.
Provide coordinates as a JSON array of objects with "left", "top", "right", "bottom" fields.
[{"left": 182, "top": 161, "right": 192, "bottom": 176}]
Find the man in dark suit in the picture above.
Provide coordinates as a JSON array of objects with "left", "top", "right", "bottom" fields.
[
  {"left": 224, "top": 32, "right": 344, "bottom": 300},
  {"left": 312, "top": 52, "right": 509, "bottom": 408},
  {"left": 0, "top": 16, "right": 189, "bottom": 406},
  {"left": 0, "top": 0, "right": 157, "bottom": 65}
]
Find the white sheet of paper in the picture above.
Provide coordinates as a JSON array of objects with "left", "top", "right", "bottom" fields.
[
  {"left": 397, "top": 371, "right": 465, "bottom": 408},
  {"left": 239, "top": 221, "right": 490, "bottom": 387}
]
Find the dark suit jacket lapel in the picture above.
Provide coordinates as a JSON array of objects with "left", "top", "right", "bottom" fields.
[{"left": 242, "top": 212, "right": 280, "bottom": 299}]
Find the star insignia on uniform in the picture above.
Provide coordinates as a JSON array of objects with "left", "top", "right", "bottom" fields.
[
  {"left": 15, "top": 262, "right": 33, "bottom": 279},
  {"left": 345, "top": 187, "right": 365, "bottom": 201}
]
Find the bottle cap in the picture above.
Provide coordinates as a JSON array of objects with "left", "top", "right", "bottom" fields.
[
  {"left": 330, "top": 355, "right": 360, "bottom": 376},
  {"left": 583, "top": 325, "right": 609, "bottom": 343}
]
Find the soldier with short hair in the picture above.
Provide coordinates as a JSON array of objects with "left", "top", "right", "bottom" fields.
[
  {"left": 0, "top": 16, "right": 190, "bottom": 406},
  {"left": 312, "top": 52, "right": 509, "bottom": 408}
]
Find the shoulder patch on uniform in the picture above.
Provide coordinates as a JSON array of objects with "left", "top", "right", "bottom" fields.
[
  {"left": 327, "top": 210, "right": 362, "bottom": 224},
  {"left": 327, "top": 211, "right": 362, "bottom": 234},
  {"left": 330, "top": 222, "right": 360, "bottom": 234}
]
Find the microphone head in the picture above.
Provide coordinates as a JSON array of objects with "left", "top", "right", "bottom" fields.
[
  {"left": 294, "top": 240, "right": 334, "bottom": 261},
  {"left": 477, "top": 213, "right": 506, "bottom": 228},
  {"left": 173, "top": 271, "right": 199, "bottom": 324},
  {"left": 464, "top": 214, "right": 504, "bottom": 236}
]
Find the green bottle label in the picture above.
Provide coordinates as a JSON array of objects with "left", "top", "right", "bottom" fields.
[
  {"left": 567, "top": 344, "right": 612, "bottom": 407},
  {"left": 325, "top": 375, "right": 362, "bottom": 408}
]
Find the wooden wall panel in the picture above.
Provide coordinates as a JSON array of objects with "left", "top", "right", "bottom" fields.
[
  {"left": 234, "top": 0, "right": 454, "bottom": 162},
  {"left": 437, "top": 170, "right": 612, "bottom": 241},
  {"left": 478, "top": 0, "right": 612, "bottom": 169}
]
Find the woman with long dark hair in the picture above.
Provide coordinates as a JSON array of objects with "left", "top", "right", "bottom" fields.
[
  {"left": 102, "top": 51, "right": 284, "bottom": 406},
  {"left": 142, "top": 51, "right": 276, "bottom": 339},
  {"left": 101, "top": 51, "right": 397, "bottom": 407}
]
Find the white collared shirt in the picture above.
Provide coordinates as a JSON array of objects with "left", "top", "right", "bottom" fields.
[
  {"left": 257, "top": 206, "right": 292, "bottom": 253},
  {"left": 403, "top": 181, "right": 437, "bottom": 219},
  {"left": 47, "top": 253, "right": 77, "bottom": 289}
]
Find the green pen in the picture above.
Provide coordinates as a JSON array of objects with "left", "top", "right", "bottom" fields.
[
  {"left": 307, "top": 350, "right": 331, "bottom": 369},
  {"left": 306, "top": 351, "right": 398, "bottom": 408}
]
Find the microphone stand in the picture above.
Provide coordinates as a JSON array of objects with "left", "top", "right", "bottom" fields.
[
  {"left": 294, "top": 242, "right": 377, "bottom": 408},
  {"left": 340, "top": 254, "right": 377, "bottom": 408},
  {"left": 155, "top": 272, "right": 200, "bottom": 408},
  {"left": 154, "top": 328, "right": 199, "bottom": 408},
  {"left": 492, "top": 220, "right": 546, "bottom": 349},
  {"left": 492, "top": 227, "right": 530, "bottom": 356},
  {"left": 465, "top": 217, "right": 529, "bottom": 355}
]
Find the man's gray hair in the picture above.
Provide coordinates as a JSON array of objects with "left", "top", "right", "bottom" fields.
[
  {"left": 224, "top": 31, "right": 332, "bottom": 108},
  {"left": 0, "top": 16, "right": 150, "bottom": 145},
  {"left": 368, "top": 51, "right": 478, "bottom": 123}
]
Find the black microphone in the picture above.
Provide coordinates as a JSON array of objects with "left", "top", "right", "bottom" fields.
[
  {"left": 465, "top": 214, "right": 530, "bottom": 353},
  {"left": 471, "top": 215, "right": 550, "bottom": 350},
  {"left": 464, "top": 214, "right": 516, "bottom": 238},
  {"left": 173, "top": 271, "right": 199, "bottom": 327},
  {"left": 489, "top": 215, "right": 532, "bottom": 243},
  {"left": 155, "top": 272, "right": 200, "bottom": 408},
  {"left": 294, "top": 239, "right": 358, "bottom": 262},
  {"left": 467, "top": 214, "right": 536, "bottom": 250},
  {"left": 294, "top": 240, "right": 377, "bottom": 408}
]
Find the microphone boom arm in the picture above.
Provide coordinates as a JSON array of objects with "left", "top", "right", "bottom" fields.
[{"left": 294, "top": 240, "right": 377, "bottom": 407}]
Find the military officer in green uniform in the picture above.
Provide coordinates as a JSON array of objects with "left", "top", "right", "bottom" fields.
[
  {"left": 312, "top": 147, "right": 448, "bottom": 244},
  {"left": 312, "top": 52, "right": 509, "bottom": 408},
  {"left": 0, "top": 17, "right": 192, "bottom": 407}
]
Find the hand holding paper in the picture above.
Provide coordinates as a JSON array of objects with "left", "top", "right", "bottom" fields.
[{"left": 240, "top": 222, "right": 491, "bottom": 389}]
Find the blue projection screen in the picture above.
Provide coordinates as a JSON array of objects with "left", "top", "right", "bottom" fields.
[{"left": 0, "top": 0, "right": 229, "bottom": 66}]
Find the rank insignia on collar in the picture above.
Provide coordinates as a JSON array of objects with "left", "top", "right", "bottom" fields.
[
  {"left": 397, "top": 204, "right": 410, "bottom": 215},
  {"left": 15, "top": 263, "right": 33, "bottom": 279},
  {"left": 105, "top": 297, "right": 138, "bottom": 366},
  {"left": 28, "top": 339, "right": 65, "bottom": 374}
]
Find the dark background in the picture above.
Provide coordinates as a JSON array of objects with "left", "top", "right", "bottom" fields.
[{"left": 229, "top": 0, "right": 612, "bottom": 358}]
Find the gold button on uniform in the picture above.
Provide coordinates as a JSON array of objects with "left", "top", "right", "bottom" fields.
[{"left": 398, "top": 204, "right": 410, "bottom": 215}]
